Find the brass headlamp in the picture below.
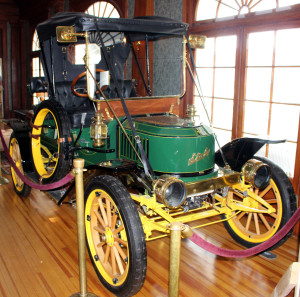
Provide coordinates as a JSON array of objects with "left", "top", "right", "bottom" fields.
[
  {"left": 242, "top": 159, "right": 271, "bottom": 189},
  {"left": 153, "top": 175, "right": 187, "bottom": 209}
]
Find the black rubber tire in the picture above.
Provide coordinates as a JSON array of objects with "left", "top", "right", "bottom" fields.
[
  {"left": 223, "top": 156, "right": 297, "bottom": 250},
  {"left": 84, "top": 175, "right": 147, "bottom": 297},
  {"left": 9, "top": 133, "right": 31, "bottom": 197},
  {"left": 31, "top": 100, "right": 71, "bottom": 184}
]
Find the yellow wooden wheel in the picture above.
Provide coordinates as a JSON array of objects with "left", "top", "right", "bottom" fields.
[
  {"left": 31, "top": 100, "right": 71, "bottom": 184},
  {"left": 223, "top": 156, "right": 296, "bottom": 249},
  {"left": 85, "top": 175, "right": 146, "bottom": 296},
  {"left": 9, "top": 133, "right": 31, "bottom": 196}
]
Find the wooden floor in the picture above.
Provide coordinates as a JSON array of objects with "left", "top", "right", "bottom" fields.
[{"left": 0, "top": 173, "right": 298, "bottom": 297}]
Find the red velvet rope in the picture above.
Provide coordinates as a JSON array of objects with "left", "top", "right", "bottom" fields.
[
  {"left": 189, "top": 207, "right": 300, "bottom": 258},
  {"left": 2, "top": 128, "right": 299, "bottom": 257},
  {"left": 0, "top": 128, "right": 74, "bottom": 190}
]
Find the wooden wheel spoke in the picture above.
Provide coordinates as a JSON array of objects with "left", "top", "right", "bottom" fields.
[
  {"left": 104, "top": 245, "right": 111, "bottom": 264},
  {"left": 111, "top": 246, "right": 117, "bottom": 275},
  {"left": 98, "top": 197, "right": 108, "bottom": 226},
  {"left": 245, "top": 213, "right": 252, "bottom": 231},
  {"left": 113, "top": 224, "right": 124, "bottom": 235},
  {"left": 259, "top": 184, "right": 272, "bottom": 198},
  {"left": 111, "top": 209, "right": 117, "bottom": 229},
  {"left": 113, "top": 245, "right": 125, "bottom": 275},
  {"left": 236, "top": 212, "right": 246, "bottom": 221},
  {"left": 114, "top": 236, "right": 128, "bottom": 247},
  {"left": 264, "top": 199, "right": 277, "bottom": 204},
  {"left": 93, "top": 225, "right": 105, "bottom": 234},
  {"left": 106, "top": 198, "right": 112, "bottom": 227},
  {"left": 97, "top": 241, "right": 106, "bottom": 248},
  {"left": 93, "top": 210, "right": 106, "bottom": 229},
  {"left": 253, "top": 213, "right": 260, "bottom": 235},
  {"left": 114, "top": 242, "right": 127, "bottom": 261},
  {"left": 269, "top": 212, "right": 278, "bottom": 219},
  {"left": 16, "top": 175, "right": 23, "bottom": 187},
  {"left": 258, "top": 213, "right": 271, "bottom": 230}
]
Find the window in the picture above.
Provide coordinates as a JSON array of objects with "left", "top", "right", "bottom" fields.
[
  {"left": 197, "top": 0, "right": 300, "bottom": 21},
  {"left": 32, "top": 29, "right": 46, "bottom": 105},
  {"left": 195, "top": 35, "right": 237, "bottom": 147},
  {"left": 85, "top": 1, "right": 120, "bottom": 18},
  {"left": 194, "top": 1, "right": 300, "bottom": 179},
  {"left": 244, "top": 29, "right": 300, "bottom": 177}
]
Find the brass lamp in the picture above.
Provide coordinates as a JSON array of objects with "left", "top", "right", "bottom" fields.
[{"left": 90, "top": 112, "right": 107, "bottom": 147}]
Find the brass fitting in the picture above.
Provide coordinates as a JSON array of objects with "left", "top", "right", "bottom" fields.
[{"left": 90, "top": 112, "right": 107, "bottom": 147}]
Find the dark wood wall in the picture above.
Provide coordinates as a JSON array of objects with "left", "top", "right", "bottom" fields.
[{"left": 0, "top": 0, "right": 21, "bottom": 117}]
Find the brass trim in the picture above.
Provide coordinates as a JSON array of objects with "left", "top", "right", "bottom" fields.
[
  {"left": 185, "top": 171, "right": 241, "bottom": 196},
  {"left": 189, "top": 34, "right": 206, "bottom": 49},
  {"left": 188, "top": 147, "right": 210, "bottom": 166},
  {"left": 56, "top": 26, "right": 78, "bottom": 42}
]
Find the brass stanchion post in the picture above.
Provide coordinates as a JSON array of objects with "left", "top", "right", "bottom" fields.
[
  {"left": 168, "top": 222, "right": 193, "bottom": 297},
  {"left": 71, "top": 159, "right": 99, "bottom": 297}
]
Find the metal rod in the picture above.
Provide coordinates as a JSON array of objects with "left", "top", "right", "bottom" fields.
[
  {"left": 167, "top": 223, "right": 193, "bottom": 297},
  {"left": 73, "top": 158, "right": 87, "bottom": 297},
  {"left": 168, "top": 222, "right": 183, "bottom": 297},
  {"left": 145, "top": 35, "right": 151, "bottom": 96},
  {"left": 70, "top": 159, "right": 99, "bottom": 297}
]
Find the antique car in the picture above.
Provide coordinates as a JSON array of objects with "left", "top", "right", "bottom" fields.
[{"left": 8, "top": 12, "right": 296, "bottom": 297}]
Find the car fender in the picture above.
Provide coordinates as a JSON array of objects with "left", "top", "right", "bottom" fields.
[{"left": 215, "top": 137, "right": 284, "bottom": 171}]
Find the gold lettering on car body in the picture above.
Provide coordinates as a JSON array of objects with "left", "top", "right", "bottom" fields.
[{"left": 188, "top": 147, "right": 210, "bottom": 166}]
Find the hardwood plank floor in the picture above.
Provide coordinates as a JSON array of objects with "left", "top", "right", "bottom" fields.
[{"left": 0, "top": 174, "right": 298, "bottom": 297}]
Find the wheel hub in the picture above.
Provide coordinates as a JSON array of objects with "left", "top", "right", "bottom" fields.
[{"left": 105, "top": 227, "right": 114, "bottom": 246}]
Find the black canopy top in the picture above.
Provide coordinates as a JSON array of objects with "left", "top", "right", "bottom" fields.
[{"left": 37, "top": 12, "right": 189, "bottom": 42}]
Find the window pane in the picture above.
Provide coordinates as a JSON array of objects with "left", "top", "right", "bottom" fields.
[
  {"left": 214, "top": 68, "right": 235, "bottom": 98},
  {"left": 247, "top": 31, "right": 274, "bottom": 66},
  {"left": 278, "top": 0, "right": 300, "bottom": 7},
  {"left": 214, "top": 128, "right": 231, "bottom": 149},
  {"left": 243, "top": 101, "right": 269, "bottom": 136},
  {"left": 273, "top": 67, "right": 300, "bottom": 104},
  {"left": 250, "top": 0, "right": 276, "bottom": 13},
  {"left": 218, "top": 1, "right": 238, "bottom": 18},
  {"left": 245, "top": 68, "right": 272, "bottom": 101},
  {"left": 85, "top": 1, "right": 120, "bottom": 18},
  {"left": 215, "top": 35, "right": 237, "bottom": 67},
  {"left": 268, "top": 142, "right": 296, "bottom": 178},
  {"left": 110, "top": 8, "right": 120, "bottom": 18},
  {"left": 32, "top": 30, "right": 40, "bottom": 51},
  {"left": 212, "top": 99, "right": 233, "bottom": 130},
  {"left": 196, "top": 68, "right": 213, "bottom": 97},
  {"left": 275, "top": 28, "right": 300, "bottom": 66},
  {"left": 195, "top": 96, "right": 212, "bottom": 126},
  {"left": 32, "top": 57, "right": 40, "bottom": 77},
  {"left": 196, "top": 38, "right": 214, "bottom": 67},
  {"left": 196, "top": 0, "right": 218, "bottom": 21},
  {"left": 104, "top": 4, "right": 116, "bottom": 17},
  {"left": 270, "top": 104, "right": 300, "bottom": 142}
]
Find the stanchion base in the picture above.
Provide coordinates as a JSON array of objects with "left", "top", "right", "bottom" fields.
[
  {"left": 260, "top": 251, "right": 277, "bottom": 260},
  {"left": 70, "top": 293, "right": 100, "bottom": 297}
]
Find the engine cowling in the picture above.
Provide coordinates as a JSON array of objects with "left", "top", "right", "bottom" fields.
[{"left": 118, "top": 114, "right": 215, "bottom": 176}]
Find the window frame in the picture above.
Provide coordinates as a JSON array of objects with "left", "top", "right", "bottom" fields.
[{"left": 190, "top": 3, "right": 300, "bottom": 189}]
